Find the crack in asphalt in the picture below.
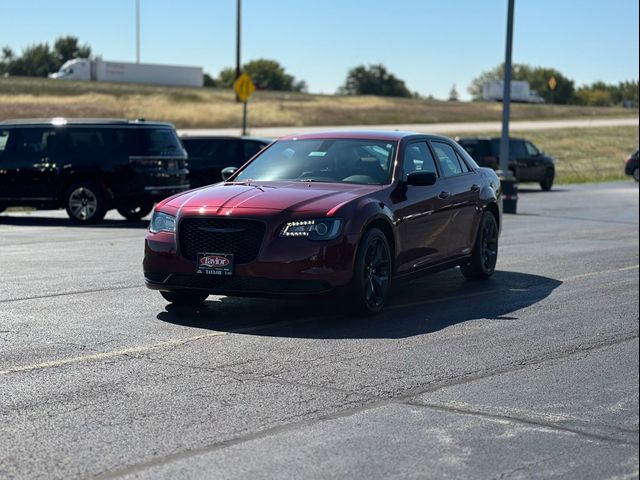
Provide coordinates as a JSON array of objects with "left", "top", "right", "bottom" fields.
[
  {"left": 0, "top": 284, "right": 143, "bottom": 304},
  {"left": 95, "top": 332, "right": 639, "bottom": 480}
]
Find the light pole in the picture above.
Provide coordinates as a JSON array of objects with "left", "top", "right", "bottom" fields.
[
  {"left": 235, "top": 0, "right": 242, "bottom": 101},
  {"left": 499, "top": 0, "right": 518, "bottom": 214},
  {"left": 136, "top": 0, "right": 141, "bottom": 63}
]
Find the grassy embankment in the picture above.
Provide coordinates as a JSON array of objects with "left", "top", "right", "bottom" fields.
[
  {"left": 1, "top": 76, "right": 637, "bottom": 184},
  {"left": 1, "top": 76, "right": 636, "bottom": 128}
]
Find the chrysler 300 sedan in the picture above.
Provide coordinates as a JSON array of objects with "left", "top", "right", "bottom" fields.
[{"left": 144, "top": 131, "right": 502, "bottom": 314}]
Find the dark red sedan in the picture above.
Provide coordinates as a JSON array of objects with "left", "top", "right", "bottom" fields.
[{"left": 144, "top": 131, "right": 502, "bottom": 314}]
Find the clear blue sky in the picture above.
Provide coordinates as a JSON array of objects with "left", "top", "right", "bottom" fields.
[{"left": 1, "top": 0, "right": 638, "bottom": 99}]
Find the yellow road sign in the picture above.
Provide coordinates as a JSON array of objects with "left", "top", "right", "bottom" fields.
[
  {"left": 548, "top": 76, "right": 557, "bottom": 91},
  {"left": 233, "top": 73, "right": 256, "bottom": 102}
]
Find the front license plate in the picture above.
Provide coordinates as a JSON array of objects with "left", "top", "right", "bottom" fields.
[{"left": 196, "top": 253, "right": 234, "bottom": 276}]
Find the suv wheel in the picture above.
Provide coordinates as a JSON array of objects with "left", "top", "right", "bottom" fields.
[
  {"left": 351, "top": 228, "right": 392, "bottom": 315},
  {"left": 633, "top": 168, "right": 639, "bottom": 182},
  {"left": 460, "top": 211, "right": 499, "bottom": 280},
  {"left": 540, "top": 169, "right": 554, "bottom": 191},
  {"left": 160, "top": 290, "right": 209, "bottom": 307},
  {"left": 117, "top": 202, "right": 154, "bottom": 221},
  {"left": 65, "top": 182, "right": 107, "bottom": 224}
]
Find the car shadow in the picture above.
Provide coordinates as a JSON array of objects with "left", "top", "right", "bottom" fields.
[
  {"left": 156, "top": 269, "right": 562, "bottom": 339},
  {"left": 0, "top": 214, "right": 149, "bottom": 229}
]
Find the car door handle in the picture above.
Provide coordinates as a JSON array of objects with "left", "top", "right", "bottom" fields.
[
  {"left": 438, "top": 191, "right": 450, "bottom": 199},
  {"left": 470, "top": 184, "right": 480, "bottom": 192}
]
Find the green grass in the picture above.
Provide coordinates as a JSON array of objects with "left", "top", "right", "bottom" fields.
[{"left": 1, "top": 76, "right": 637, "bottom": 128}]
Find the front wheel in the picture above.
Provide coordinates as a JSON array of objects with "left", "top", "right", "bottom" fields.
[
  {"left": 65, "top": 182, "right": 107, "bottom": 224},
  {"left": 160, "top": 290, "right": 209, "bottom": 307},
  {"left": 350, "top": 228, "right": 392, "bottom": 315},
  {"left": 117, "top": 202, "right": 154, "bottom": 221},
  {"left": 540, "top": 169, "right": 554, "bottom": 191},
  {"left": 460, "top": 211, "right": 499, "bottom": 280},
  {"left": 633, "top": 168, "right": 639, "bottom": 182}
]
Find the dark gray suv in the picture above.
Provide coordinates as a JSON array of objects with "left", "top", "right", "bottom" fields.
[{"left": 457, "top": 137, "right": 555, "bottom": 191}]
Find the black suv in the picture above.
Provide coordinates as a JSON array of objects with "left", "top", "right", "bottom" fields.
[
  {"left": 457, "top": 137, "right": 555, "bottom": 191},
  {"left": 180, "top": 135, "right": 271, "bottom": 187},
  {"left": 0, "top": 118, "right": 189, "bottom": 223}
]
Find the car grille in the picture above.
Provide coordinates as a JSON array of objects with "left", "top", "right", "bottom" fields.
[{"left": 178, "top": 217, "right": 266, "bottom": 263}]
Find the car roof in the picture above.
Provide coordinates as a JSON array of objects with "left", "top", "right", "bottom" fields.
[
  {"left": 0, "top": 118, "right": 175, "bottom": 128},
  {"left": 179, "top": 134, "right": 272, "bottom": 143},
  {"left": 277, "top": 130, "right": 452, "bottom": 142}
]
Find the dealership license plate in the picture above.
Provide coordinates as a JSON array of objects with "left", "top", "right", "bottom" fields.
[{"left": 196, "top": 253, "right": 234, "bottom": 276}]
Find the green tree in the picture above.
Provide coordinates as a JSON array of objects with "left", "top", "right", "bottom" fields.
[
  {"left": 216, "top": 59, "right": 306, "bottom": 92},
  {"left": 468, "top": 63, "right": 575, "bottom": 104},
  {"left": 339, "top": 64, "right": 412, "bottom": 97},
  {"left": 7, "top": 43, "right": 58, "bottom": 77},
  {"left": 203, "top": 72, "right": 218, "bottom": 87},
  {"left": 53, "top": 36, "right": 91, "bottom": 66}
]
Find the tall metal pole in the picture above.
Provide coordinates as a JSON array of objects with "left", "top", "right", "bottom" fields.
[
  {"left": 499, "top": 0, "right": 514, "bottom": 173},
  {"left": 235, "top": 0, "right": 241, "bottom": 80},
  {"left": 136, "top": 0, "right": 141, "bottom": 63}
]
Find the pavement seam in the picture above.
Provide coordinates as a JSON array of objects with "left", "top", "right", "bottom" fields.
[
  {"left": 0, "top": 284, "right": 143, "bottom": 304},
  {"left": 95, "top": 332, "right": 639, "bottom": 480},
  {"left": 400, "top": 401, "right": 639, "bottom": 447}
]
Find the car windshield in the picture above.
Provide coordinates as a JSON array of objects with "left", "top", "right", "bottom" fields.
[{"left": 234, "top": 138, "right": 397, "bottom": 185}]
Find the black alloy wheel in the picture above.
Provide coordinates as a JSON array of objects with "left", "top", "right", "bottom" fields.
[
  {"left": 65, "top": 182, "right": 107, "bottom": 224},
  {"left": 117, "top": 202, "right": 154, "bottom": 221},
  {"left": 540, "top": 169, "right": 554, "bottom": 191},
  {"left": 160, "top": 290, "right": 209, "bottom": 307},
  {"left": 460, "top": 211, "right": 499, "bottom": 280},
  {"left": 352, "top": 228, "right": 391, "bottom": 315}
]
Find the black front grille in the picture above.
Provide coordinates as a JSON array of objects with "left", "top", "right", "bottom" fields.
[{"left": 179, "top": 217, "right": 266, "bottom": 263}]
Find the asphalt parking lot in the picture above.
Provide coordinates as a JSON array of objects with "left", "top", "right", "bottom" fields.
[{"left": 1, "top": 181, "right": 638, "bottom": 479}]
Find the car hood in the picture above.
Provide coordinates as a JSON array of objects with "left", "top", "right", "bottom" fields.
[{"left": 163, "top": 181, "right": 381, "bottom": 215}]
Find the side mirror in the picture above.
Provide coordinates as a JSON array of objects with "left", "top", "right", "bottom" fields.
[
  {"left": 406, "top": 171, "right": 437, "bottom": 186},
  {"left": 221, "top": 166, "right": 238, "bottom": 181}
]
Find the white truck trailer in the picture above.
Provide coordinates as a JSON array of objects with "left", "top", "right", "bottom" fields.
[
  {"left": 48, "top": 58, "right": 203, "bottom": 87},
  {"left": 482, "top": 80, "right": 544, "bottom": 103}
]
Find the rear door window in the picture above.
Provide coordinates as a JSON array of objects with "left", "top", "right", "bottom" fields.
[
  {"left": 510, "top": 140, "right": 528, "bottom": 158},
  {"left": 459, "top": 140, "right": 490, "bottom": 160},
  {"left": 430, "top": 141, "right": 465, "bottom": 177}
]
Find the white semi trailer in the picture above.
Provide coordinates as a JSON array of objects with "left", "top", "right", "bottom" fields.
[
  {"left": 482, "top": 80, "right": 544, "bottom": 104},
  {"left": 48, "top": 58, "right": 203, "bottom": 87}
]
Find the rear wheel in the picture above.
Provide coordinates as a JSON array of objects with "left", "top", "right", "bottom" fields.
[
  {"left": 351, "top": 228, "right": 392, "bottom": 315},
  {"left": 460, "top": 211, "right": 499, "bottom": 280},
  {"left": 633, "top": 168, "right": 639, "bottom": 182},
  {"left": 117, "top": 202, "right": 154, "bottom": 221},
  {"left": 160, "top": 290, "right": 209, "bottom": 307},
  {"left": 540, "top": 169, "right": 554, "bottom": 191},
  {"left": 65, "top": 182, "right": 107, "bottom": 224}
]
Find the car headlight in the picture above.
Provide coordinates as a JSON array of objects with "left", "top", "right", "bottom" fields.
[
  {"left": 280, "top": 218, "right": 343, "bottom": 240},
  {"left": 149, "top": 211, "right": 176, "bottom": 233}
]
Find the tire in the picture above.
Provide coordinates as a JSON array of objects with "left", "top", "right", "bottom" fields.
[
  {"left": 460, "top": 211, "right": 499, "bottom": 280},
  {"left": 65, "top": 182, "right": 107, "bottom": 224},
  {"left": 160, "top": 290, "right": 209, "bottom": 307},
  {"left": 350, "top": 228, "right": 392, "bottom": 315},
  {"left": 540, "top": 169, "right": 554, "bottom": 191},
  {"left": 117, "top": 202, "right": 154, "bottom": 221},
  {"left": 633, "top": 168, "right": 639, "bottom": 182}
]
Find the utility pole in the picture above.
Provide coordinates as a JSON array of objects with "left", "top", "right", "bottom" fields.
[
  {"left": 235, "top": 0, "right": 241, "bottom": 81},
  {"left": 136, "top": 0, "right": 141, "bottom": 63},
  {"left": 499, "top": 0, "right": 518, "bottom": 214}
]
